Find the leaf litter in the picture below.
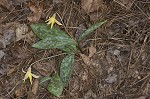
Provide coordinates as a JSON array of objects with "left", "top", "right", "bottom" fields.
[{"left": 0, "top": 0, "right": 150, "bottom": 98}]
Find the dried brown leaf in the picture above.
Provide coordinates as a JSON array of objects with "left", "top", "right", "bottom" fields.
[
  {"left": 11, "top": 45, "right": 31, "bottom": 59},
  {"left": 84, "top": 90, "right": 97, "bottom": 99},
  {"left": 81, "top": 0, "right": 103, "bottom": 13},
  {"left": 88, "top": 44, "right": 96, "bottom": 58},
  {"left": 15, "top": 24, "right": 28, "bottom": 41},
  {"left": 7, "top": 68, "right": 15, "bottom": 75},
  {"left": 137, "top": 96, "right": 146, "bottom": 99},
  {"left": 25, "top": 31, "right": 36, "bottom": 44},
  {"left": 33, "top": 62, "right": 55, "bottom": 76},
  {"left": 32, "top": 79, "right": 39, "bottom": 95},
  {"left": 27, "top": 79, "right": 39, "bottom": 99},
  {"left": 0, "top": 22, "right": 18, "bottom": 48},
  {"left": 0, "top": 97, "right": 7, "bottom": 99},
  {"left": 0, "top": 0, "right": 14, "bottom": 11},
  {"left": 80, "top": 53, "right": 91, "bottom": 65},
  {"left": 15, "top": 24, "right": 36, "bottom": 43},
  {"left": 27, "top": 1, "right": 43, "bottom": 23},
  {"left": 15, "top": 85, "right": 25, "bottom": 97}
]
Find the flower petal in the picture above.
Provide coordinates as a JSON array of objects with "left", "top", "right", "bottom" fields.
[
  {"left": 50, "top": 19, "right": 55, "bottom": 28},
  {"left": 55, "top": 19, "right": 62, "bottom": 25},
  {"left": 22, "top": 66, "right": 39, "bottom": 85},
  {"left": 45, "top": 13, "right": 62, "bottom": 28},
  {"left": 28, "top": 72, "right": 33, "bottom": 84},
  {"left": 32, "top": 74, "right": 39, "bottom": 78},
  {"left": 23, "top": 72, "right": 29, "bottom": 81},
  {"left": 22, "top": 68, "right": 26, "bottom": 73},
  {"left": 47, "top": 21, "right": 52, "bottom": 25}
]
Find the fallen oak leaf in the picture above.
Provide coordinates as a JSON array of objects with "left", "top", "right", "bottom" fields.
[
  {"left": 80, "top": 53, "right": 91, "bottom": 65},
  {"left": 15, "top": 24, "right": 36, "bottom": 44},
  {"left": 15, "top": 84, "right": 25, "bottom": 97},
  {"left": 27, "top": 1, "right": 43, "bottom": 23},
  {"left": 88, "top": 44, "right": 96, "bottom": 58},
  {"left": 81, "top": 0, "right": 103, "bottom": 13},
  {"left": 27, "top": 79, "right": 39, "bottom": 99},
  {"left": 15, "top": 24, "right": 28, "bottom": 41},
  {"left": 32, "top": 79, "right": 39, "bottom": 95}
]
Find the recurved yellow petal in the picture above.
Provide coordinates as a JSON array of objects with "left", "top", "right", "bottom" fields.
[
  {"left": 32, "top": 74, "right": 40, "bottom": 78},
  {"left": 45, "top": 13, "right": 62, "bottom": 28},
  {"left": 55, "top": 19, "right": 62, "bottom": 25},
  {"left": 23, "top": 66, "right": 39, "bottom": 85}
]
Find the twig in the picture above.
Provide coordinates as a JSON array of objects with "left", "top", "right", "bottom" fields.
[{"left": 29, "top": 53, "right": 66, "bottom": 67}]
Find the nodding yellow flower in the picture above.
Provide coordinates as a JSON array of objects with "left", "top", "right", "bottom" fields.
[
  {"left": 22, "top": 66, "right": 39, "bottom": 85},
  {"left": 45, "top": 13, "right": 62, "bottom": 28}
]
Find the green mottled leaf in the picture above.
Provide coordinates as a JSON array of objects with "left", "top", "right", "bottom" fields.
[
  {"left": 31, "top": 23, "right": 78, "bottom": 53},
  {"left": 32, "top": 36, "right": 76, "bottom": 49},
  {"left": 31, "top": 23, "right": 70, "bottom": 39},
  {"left": 39, "top": 76, "right": 51, "bottom": 86},
  {"left": 47, "top": 73, "right": 64, "bottom": 98},
  {"left": 78, "top": 20, "right": 107, "bottom": 41},
  {"left": 60, "top": 54, "right": 75, "bottom": 86},
  {"left": 57, "top": 45, "right": 77, "bottom": 54}
]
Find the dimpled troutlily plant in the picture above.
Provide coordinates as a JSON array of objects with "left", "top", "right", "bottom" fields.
[
  {"left": 23, "top": 66, "right": 39, "bottom": 85},
  {"left": 29, "top": 13, "right": 107, "bottom": 97},
  {"left": 45, "top": 13, "right": 62, "bottom": 28}
]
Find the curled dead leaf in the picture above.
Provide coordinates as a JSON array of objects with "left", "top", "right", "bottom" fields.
[
  {"left": 15, "top": 84, "right": 25, "bottom": 97},
  {"left": 0, "top": 97, "right": 7, "bottom": 99},
  {"left": 84, "top": 90, "right": 97, "bottom": 99},
  {"left": 32, "top": 79, "right": 39, "bottom": 95},
  {"left": 7, "top": 67, "right": 15, "bottom": 76},
  {"left": 15, "top": 24, "right": 36, "bottom": 43},
  {"left": 88, "top": 44, "right": 96, "bottom": 58},
  {"left": 15, "top": 24, "right": 28, "bottom": 41},
  {"left": 0, "top": 22, "right": 18, "bottom": 48},
  {"left": 33, "top": 61, "right": 55, "bottom": 76},
  {"left": 0, "top": 0, "right": 14, "bottom": 11},
  {"left": 137, "top": 96, "right": 146, "bottom": 99},
  {"left": 27, "top": 79, "right": 39, "bottom": 99},
  {"left": 27, "top": 1, "right": 43, "bottom": 23},
  {"left": 80, "top": 53, "right": 91, "bottom": 65},
  {"left": 81, "top": 0, "right": 104, "bottom": 13}
]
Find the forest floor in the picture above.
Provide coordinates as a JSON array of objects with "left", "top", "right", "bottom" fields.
[{"left": 0, "top": 0, "right": 150, "bottom": 99}]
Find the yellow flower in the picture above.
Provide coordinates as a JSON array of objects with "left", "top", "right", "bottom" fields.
[
  {"left": 45, "top": 13, "right": 62, "bottom": 28},
  {"left": 22, "top": 66, "right": 39, "bottom": 85}
]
